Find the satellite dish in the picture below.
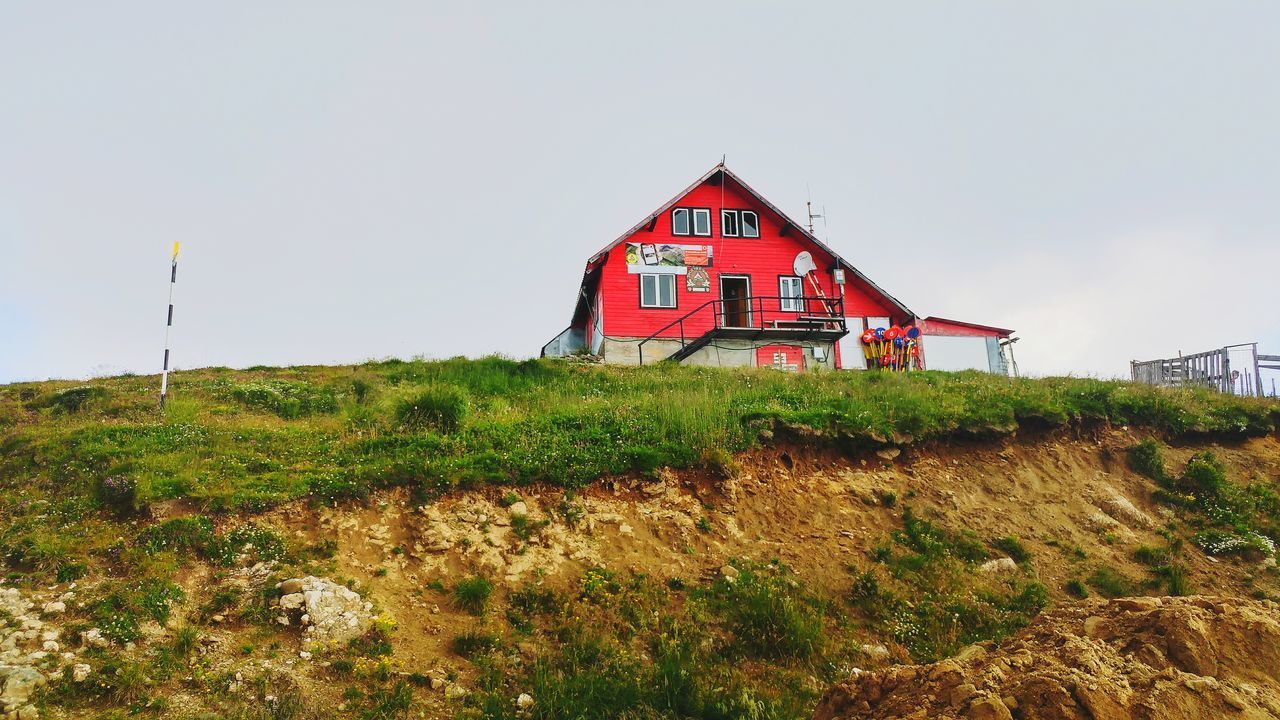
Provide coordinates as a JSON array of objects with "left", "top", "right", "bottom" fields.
[{"left": 793, "top": 251, "right": 817, "bottom": 276}]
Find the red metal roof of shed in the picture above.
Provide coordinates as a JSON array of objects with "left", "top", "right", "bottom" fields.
[{"left": 918, "top": 316, "right": 1015, "bottom": 338}]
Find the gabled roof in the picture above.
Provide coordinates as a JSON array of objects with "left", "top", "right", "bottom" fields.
[{"left": 575, "top": 162, "right": 913, "bottom": 320}]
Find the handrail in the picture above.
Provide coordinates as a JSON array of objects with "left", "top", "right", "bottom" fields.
[{"left": 637, "top": 295, "right": 845, "bottom": 365}]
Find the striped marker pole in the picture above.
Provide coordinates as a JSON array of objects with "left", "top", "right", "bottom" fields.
[{"left": 160, "top": 242, "right": 180, "bottom": 409}]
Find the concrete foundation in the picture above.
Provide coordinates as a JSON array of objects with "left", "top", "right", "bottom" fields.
[{"left": 604, "top": 337, "right": 837, "bottom": 371}]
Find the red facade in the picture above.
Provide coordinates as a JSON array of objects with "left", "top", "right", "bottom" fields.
[
  {"left": 594, "top": 180, "right": 899, "bottom": 343},
  {"left": 544, "top": 163, "right": 1010, "bottom": 372}
]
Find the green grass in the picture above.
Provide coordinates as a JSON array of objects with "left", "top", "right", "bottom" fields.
[
  {"left": 1086, "top": 566, "right": 1134, "bottom": 598},
  {"left": 1147, "top": 450, "right": 1280, "bottom": 561},
  {"left": 2, "top": 357, "right": 1265, "bottom": 594},
  {"left": 394, "top": 384, "right": 469, "bottom": 433},
  {"left": 703, "top": 561, "right": 826, "bottom": 659},
  {"left": 453, "top": 576, "right": 494, "bottom": 616},
  {"left": 460, "top": 565, "right": 820, "bottom": 720},
  {"left": 850, "top": 509, "right": 1049, "bottom": 662},
  {"left": 2, "top": 358, "right": 1275, "bottom": 519},
  {"left": 992, "top": 535, "right": 1030, "bottom": 563},
  {"left": 1128, "top": 438, "right": 1168, "bottom": 482}
]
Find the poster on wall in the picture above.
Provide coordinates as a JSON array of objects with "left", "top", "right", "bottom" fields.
[
  {"left": 625, "top": 243, "right": 714, "bottom": 275},
  {"left": 686, "top": 266, "right": 710, "bottom": 292}
]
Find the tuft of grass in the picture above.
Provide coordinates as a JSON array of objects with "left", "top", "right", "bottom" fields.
[
  {"left": 90, "top": 578, "right": 185, "bottom": 644},
  {"left": 992, "top": 535, "right": 1030, "bottom": 564},
  {"left": 1064, "top": 578, "right": 1089, "bottom": 598},
  {"left": 453, "top": 576, "right": 493, "bottom": 616},
  {"left": 1086, "top": 566, "right": 1134, "bottom": 598},
  {"left": 850, "top": 511, "right": 1049, "bottom": 662},
  {"left": 1157, "top": 562, "right": 1193, "bottom": 596},
  {"left": 229, "top": 379, "right": 337, "bottom": 419},
  {"left": 705, "top": 561, "right": 824, "bottom": 660},
  {"left": 895, "top": 506, "right": 988, "bottom": 563},
  {"left": 171, "top": 626, "right": 200, "bottom": 657},
  {"left": 363, "top": 681, "right": 413, "bottom": 720},
  {"left": 1132, "top": 544, "right": 1170, "bottom": 567},
  {"left": 26, "top": 386, "right": 112, "bottom": 414},
  {"left": 136, "top": 515, "right": 216, "bottom": 556},
  {"left": 395, "top": 384, "right": 469, "bottom": 433},
  {"left": 450, "top": 629, "right": 501, "bottom": 658},
  {"left": 1128, "top": 439, "right": 1167, "bottom": 483},
  {"left": 1178, "top": 451, "right": 1228, "bottom": 499}
]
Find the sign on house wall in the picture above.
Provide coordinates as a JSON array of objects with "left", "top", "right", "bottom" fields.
[
  {"left": 686, "top": 266, "right": 710, "bottom": 292},
  {"left": 757, "top": 345, "right": 803, "bottom": 372},
  {"left": 624, "top": 243, "right": 714, "bottom": 275}
]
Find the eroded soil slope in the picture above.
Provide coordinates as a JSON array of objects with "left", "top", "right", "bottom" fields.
[
  {"left": 249, "top": 429, "right": 1280, "bottom": 687},
  {"left": 812, "top": 595, "right": 1280, "bottom": 720},
  {"left": 12, "top": 428, "right": 1280, "bottom": 718}
]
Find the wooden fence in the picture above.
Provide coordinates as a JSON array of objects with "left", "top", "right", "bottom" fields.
[{"left": 1131, "top": 343, "right": 1272, "bottom": 397}]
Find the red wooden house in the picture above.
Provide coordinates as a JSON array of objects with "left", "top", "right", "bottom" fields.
[{"left": 542, "top": 163, "right": 1014, "bottom": 373}]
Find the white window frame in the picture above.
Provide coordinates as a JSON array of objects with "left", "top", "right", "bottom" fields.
[
  {"left": 779, "top": 276, "right": 804, "bottom": 312},
  {"left": 740, "top": 210, "right": 759, "bottom": 238},
  {"left": 640, "top": 273, "right": 676, "bottom": 308},
  {"left": 721, "top": 209, "right": 740, "bottom": 237},
  {"left": 691, "top": 208, "right": 711, "bottom": 237},
  {"left": 671, "top": 208, "right": 690, "bottom": 236}
]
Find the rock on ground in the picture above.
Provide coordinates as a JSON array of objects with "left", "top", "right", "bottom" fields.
[
  {"left": 275, "top": 576, "right": 375, "bottom": 646},
  {"left": 813, "top": 596, "right": 1280, "bottom": 720}
]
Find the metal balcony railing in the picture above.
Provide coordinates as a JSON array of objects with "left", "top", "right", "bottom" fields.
[{"left": 637, "top": 295, "right": 846, "bottom": 365}]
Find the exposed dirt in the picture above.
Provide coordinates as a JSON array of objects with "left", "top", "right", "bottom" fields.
[
  {"left": 214, "top": 429, "right": 1279, "bottom": 700},
  {"left": 55, "top": 428, "right": 1280, "bottom": 717},
  {"left": 811, "top": 595, "right": 1280, "bottom": 720}
]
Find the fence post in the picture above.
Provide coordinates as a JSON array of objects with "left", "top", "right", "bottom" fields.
[{"left": 1253, "top": 343, "right": 1263, "bottom": 398}]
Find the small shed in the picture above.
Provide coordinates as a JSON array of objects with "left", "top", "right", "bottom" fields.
[{"left": 917, "top": 317, "right": 1016, "bottom": 374}]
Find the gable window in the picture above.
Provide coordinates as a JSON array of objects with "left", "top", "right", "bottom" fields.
[
  {"left": 671, "top": 208, "right": 690, "bottom": 236},
  {"left": 721, "top": 209, "right": 739, "bottom": 237},
  {"left": 720, "top": 210, "right": 759, "bottom": 238},
  {"left": 691, "top": 208, "right": 711, "bottom": 236},
  {"left": 671, "top": 207, "right": 711, "bottom": 236},
  {"left": 779, "top": 276, "right": 804, "bottom": 312},
  {"left": 640, "top": 273, "right": 676, "bottom": 308}
]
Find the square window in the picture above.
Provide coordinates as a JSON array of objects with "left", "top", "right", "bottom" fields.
[
  {"left": 721, "top": 210, "right": 739, "bottom": 237},
  {"left": 741, "top": 211, "right": 759, "bottom": 238},
  {"left": 641, "top": 274, "right": 676, "bottom": 308},
  {"left": 671, "top": 208, "right": 690, "bottom": 236},
  {"left": 692, "top": 208, "right": 711, "bottom": 236}
]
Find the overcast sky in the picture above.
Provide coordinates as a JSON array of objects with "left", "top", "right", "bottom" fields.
[{"left": 2, "top": 2, "right": 1277, "bottom": 385}]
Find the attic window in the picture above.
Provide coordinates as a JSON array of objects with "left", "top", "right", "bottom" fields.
[
  {"left": 672, "top": 207, "right": 711, "bottom": 237},
  {"left": 721, "top": 210, "right": 759, "bottom": 238},
  {"left": 692, "top": 208, "right": 711, "bottom": 236},
  {"left": 671, "top": 208, "right": 690, "bottom": 236},
  {"left": 721, "top": 210, "right": 739, "bottom": 237}
]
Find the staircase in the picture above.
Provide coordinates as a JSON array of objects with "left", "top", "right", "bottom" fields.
[{"left": 636, "top": 295, "right": 848, "bottom": 365}]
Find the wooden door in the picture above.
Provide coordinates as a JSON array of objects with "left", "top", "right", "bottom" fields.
[{"left": 720, "top": 276, "right": 751, "bottom": 327}]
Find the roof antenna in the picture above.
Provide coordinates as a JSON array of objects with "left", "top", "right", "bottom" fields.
[{"left": 805, "top": 184, "right": 823, "bottom": 234}]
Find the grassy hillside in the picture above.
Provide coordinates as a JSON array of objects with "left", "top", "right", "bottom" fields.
[
  {"left": 1, "top": 356, "right": 1275, "bottom": 594},
  {"left": 1, "top": 358, "right": 1278, "bottom": 719},
  {"left": 3, "top": 357, "right": 1276, "bottom": 517}
]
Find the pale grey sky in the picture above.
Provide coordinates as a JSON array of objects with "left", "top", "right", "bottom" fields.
[{"left": 2, "top": 2, "right": 1277, "bottom": 384}]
